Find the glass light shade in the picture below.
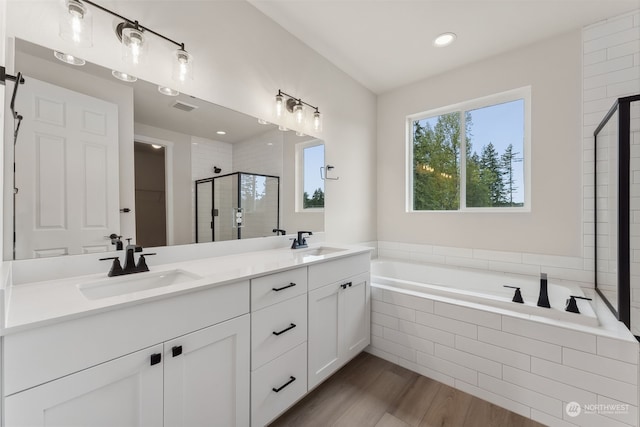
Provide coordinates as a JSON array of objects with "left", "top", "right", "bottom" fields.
[
  {"left": 275, "top": 94, "right": 284, "bottom": 118},
  {"left": 122, "top": 27, "right": 146, "bottom": 66},
  {"left": 172, "top": 49, "right": 193, "bottom": 83},
  {"left": 278, "top": 125, "right": 288, "bottom": 131},
  {"left": 158, "top": 86, "right": 179, "bottom": 96},
  {"left": 313, "top": 110, "right": 322, "bottom": 132},
  {"left": 53, "top": 51, "right": 85, "bottom": 66},
  {"left": 59, "top": 0, "right": 92, "bottom": 47},
  {"left": 111, "top": 70, "right": 137, "bottom": 82},
  {"left": 293, "top": 101, "right": 304, "bottom": 125}
]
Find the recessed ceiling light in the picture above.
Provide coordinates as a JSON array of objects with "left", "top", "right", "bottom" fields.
[
  {"left": 151, "top": 144, "right": 162, "bottom": 149},
  {"left": 216, "top": 131, "right": 227, "bottom": 135},
  {"left": 111, "top": 70, "right": 137, "bottom": 82},
  {"left": 158, "top": 86, "right": 179, "bottom": 96},
  {"left": 433, "top": 32, "right": 456, "bottom": 47},
  {"left": 53, "top": 50, "right": 85, "bottom": 66}
]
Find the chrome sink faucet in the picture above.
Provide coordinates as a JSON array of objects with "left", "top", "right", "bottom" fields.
[
  {"left": 291, "top": 231, "right": 312, "bottom": 249},
  {"left": 99, "top": 239, "right": 156, "bottom": 277}
]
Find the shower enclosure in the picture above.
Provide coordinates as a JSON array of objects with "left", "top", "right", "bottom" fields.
[
  {"left": 594, "top": 94, "right": 640, "bottom": 337},
  {"left": 195, "top": 172, "right": 280, "bottom": 242}
]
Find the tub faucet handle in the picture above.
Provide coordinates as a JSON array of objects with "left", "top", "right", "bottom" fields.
[
  {"left": 565, "top": 295, "right": 592, "bottom": 314},
  {"left": 503, "top": 285, "right": 524, "bottom": 303}
]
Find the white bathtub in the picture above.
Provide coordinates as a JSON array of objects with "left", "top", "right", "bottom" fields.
[{"left": 371, "top": 259, "right": 599, "bottom": 327}]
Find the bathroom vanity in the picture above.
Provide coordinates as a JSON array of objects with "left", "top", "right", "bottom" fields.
[{"left": 1, "top": 244, "right": 371, "bottom": 427}]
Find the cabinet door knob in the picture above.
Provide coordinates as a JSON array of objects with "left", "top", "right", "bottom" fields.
[
  {"left": 150, "top": 353, "right": 162, "bottom": 366},
  {"left": 172, "top": 345, "right": 183, "bottom": 357},
  {"left": 272, "top": 282, "right": 296, "bottom": 292},
  {"left": 273, "top": 323, "right": 296, "bottom": 336},
  {"left": 272, "top": 376, "right": 296, "bottom": 393}
]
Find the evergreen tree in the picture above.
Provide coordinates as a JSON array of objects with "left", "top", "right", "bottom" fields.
[
  {"left": 501, "top": 144, "right": 520, "bottom": 206},
  {"left": 479, "top": 142, "right": 506, "bottom": 206}
]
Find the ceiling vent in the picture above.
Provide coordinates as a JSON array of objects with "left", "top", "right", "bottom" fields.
[{"left": 171, "top": 100, "right": 198, "bottom": 112}]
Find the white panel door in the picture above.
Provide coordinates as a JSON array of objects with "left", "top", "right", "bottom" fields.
[
  {"left": 308, "top": 282, "right": 341, "bottom": 390},
  {"left": 4, "top": 344, "right": 164, "bottom": 427},
  {"left": 14, "top": 77, "right": 119, "bottom": 259},
  {"left": 342, "top": 273, "right": 370, "bottom": 361},
  {"left": 164, "top": 314, "right": 250, "bottom": 427}
]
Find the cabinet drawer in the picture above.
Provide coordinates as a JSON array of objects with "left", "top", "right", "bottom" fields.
[
  {"left": 251, "top": 342, "right": 307, "bottom": 427},
  {"left": 308, "top": 253, "right": 370, "bottom": 290},
  {"left": 251, "top": 294, "right": 307, "bottom": 369},
  {"left": 251, "top": 267, "right": 307, "bottom": 311}
]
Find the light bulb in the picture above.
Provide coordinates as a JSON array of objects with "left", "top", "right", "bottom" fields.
[
  {"left": 293, "top": 101, "right": 304, "bottom": 125},
  {"left": 275, "top": 94, "right": 284, "bottom": 118},
  {"left": 122, "top": 26, "right": 146, "bottom": 66},
  {"left": 313, "top": 110, "right": 322, "bottom": 132},
  {"left": 172, "top": 48, "right": 193, "bottom": 83}
]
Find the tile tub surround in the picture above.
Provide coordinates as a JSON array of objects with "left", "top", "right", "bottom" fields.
[{"left": 367, "top": 282, "right": 639, "bottom": 427}]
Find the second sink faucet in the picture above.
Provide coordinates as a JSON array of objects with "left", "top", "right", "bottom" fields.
[
  {"left": 99, "top": 239, "right": 156, "bottom": 277},
  {"left": 291, "top": 231, "right": 313, "bottom": 249}
]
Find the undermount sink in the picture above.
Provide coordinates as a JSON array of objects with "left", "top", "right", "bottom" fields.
[
  {"left": 298, "top": 246, "right": 346, "bottom": 257},
  {"left": 78, "top": 269, "right": 203, "bottom": 300}
]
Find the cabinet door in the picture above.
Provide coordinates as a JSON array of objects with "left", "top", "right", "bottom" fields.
[
  {"left": 342, "top": 273, "right": 370, "bottom": 361},
  {"left": 5, "top": 344, "right": 164, "bottom": 427},
  {"left": 164, "top": 314, "right": 250, "bottom": 427},
  {"left": 308, "top": 282, "right": 341, "bottom": 390}
]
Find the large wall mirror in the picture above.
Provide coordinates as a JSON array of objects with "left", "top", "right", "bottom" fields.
[{"left": 4, "top": 38, "right": 324, "bottom": 260}]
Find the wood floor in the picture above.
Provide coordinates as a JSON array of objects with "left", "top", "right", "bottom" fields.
[{"left": 270, "top": 352, "right": 545, "bottom": 427}]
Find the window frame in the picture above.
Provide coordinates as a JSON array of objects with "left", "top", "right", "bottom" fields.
[
  {"left": 295, "top": 139, "right": 325, "bottom": 213},
  {"left": 406, "top": 86, "right": 531, "bottom": 213}
]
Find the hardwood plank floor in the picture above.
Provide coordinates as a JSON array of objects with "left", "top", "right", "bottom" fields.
[{"left": 269, "top": 352, "right": 546, "bottom": 427}]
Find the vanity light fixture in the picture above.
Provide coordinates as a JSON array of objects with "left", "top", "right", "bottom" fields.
[
  {"left": 274, "top": 89, "right": 322, "bottom": 133},
  {"left": 60, "top": 0, "right": 92, "bottom": 47},
  {"left": 111, "top": 70, "right": 137, "bottom": 82},
  {"left": 158, "top": 86, "right": 179, "bottom": 96},
  {"left": 53, "top": 50, "right": 86, "bottom": 66},
  {"left": 433, "top": 32, "right": 457, "bottom": 47},
  {"left": 60, "top": 1, "right": 194, "bottom": 82}
]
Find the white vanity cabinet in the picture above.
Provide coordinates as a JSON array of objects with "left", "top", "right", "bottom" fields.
[
  {"left": 3, "top": 280, "right": 250, "bottom": 427},
  {"left": 307, "top": 253, "right": 371, "bottom": 390},
  {"left": 250, "top": 267, "right": 308, "bottom": 427}
]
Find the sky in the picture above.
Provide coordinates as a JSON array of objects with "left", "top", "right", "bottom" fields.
[{"left": 304, "top": 144, "right": 325, "bottom": 196}]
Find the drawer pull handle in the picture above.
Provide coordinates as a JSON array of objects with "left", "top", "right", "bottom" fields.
[
  {"left": 272, "top": 376, "right": 296, "bottom": 393},
  {"left": 150, "top": 353, "right": 162, "bottom": 366},
  {"left": 172, "top": 346, "right": 183, "bottom": 357},
  {"left": 273, "top": 323, "right": 297, "bottom": 336},
  {"left": 272, "top": 282, "right": 296, "bottom": 292},
  {"left": 341, "top": 282, "right": 352, "bottom": 289}
]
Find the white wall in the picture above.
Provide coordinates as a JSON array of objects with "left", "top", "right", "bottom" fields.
[
  {"left": 2, "top": 0, "right": 377, "bottom": 260},
  {"left": 378, "top": 30, "right": 583, "bottom": 257}
]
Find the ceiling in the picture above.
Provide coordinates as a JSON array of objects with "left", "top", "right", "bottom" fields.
[{"left": 249, "top": 0, "right": 639, "bottom": 94}]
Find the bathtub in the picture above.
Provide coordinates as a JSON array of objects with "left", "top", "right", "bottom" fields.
[{"left": 371, "top": 259, "right": 599, "bottom": 327}]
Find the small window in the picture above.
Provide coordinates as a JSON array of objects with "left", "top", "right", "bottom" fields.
[
  {"left": 296, "top": 140, "right": 325, "bottom": 211},
  {"left": 408, "top": 87, "right": 530, "bottom": 212}
]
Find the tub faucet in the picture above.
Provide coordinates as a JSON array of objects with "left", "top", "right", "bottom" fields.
[
  {"left": 291, "top": 231, "right": 312, "bottom": 249},
  {"left": 537, "top": 273, "right": 551, "bottom": 308}
]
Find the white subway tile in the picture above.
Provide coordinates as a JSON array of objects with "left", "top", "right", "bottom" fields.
[
  {"left": 415, "top": 310, "right": 478, "bottom": 339},
  {"left": 584, "top": 86, "right": 608, "bottom": 102},
  {"left": 530, "top": 409, "right": 578, "bottom": 427},
  {"left": 584, "top": 56, "right": 634, "bottom": 78},
  {"left": 455, "top": 335, "right": 530, "bottom": 370},
  {"left": 383, "top": 327, "right": 434, "bottom": 355},
  {"left": 531, "top": 357, "right": 637, "bottom": 405},
  {"left": 596, "top": 395, "right": 638, "bottom": 426},
  {"left": 584, "top": 49, "right": 607, "bottom": 66},
  {"left": 416, "top": 351, "right": 478, "bottom": 385},
  {"left": 453, "top": 380, "right": 531, "bottom": 419},
  {"left": 478, "top": 373, "right": 562, "bottom": 417},
  {"left": 562, "top": 348, "right": 637, "bottom": 384},
  {"left": 434, "top": 344, "right": 502, "bottom": 378},
  {"left": 383, "top": 290, "right": 434, "bottom": 313},
  {"left": 584, "top": 97, "right": 622, "bottom": 115},
  {"left": 395, "top": 357, "right": 455, "bottom": 387},
  {"left": 562, "top": 405, "right": 632, "bottom": 427},
  {"left": 501, "top": 316, "right": 597, "bottom": 353},
  {"left": 609, "top": 40, "right": 640, "bottom": 60},
  {"left": 371, "top": 286, "right": 384, "bottom": 301},
  {"left": 445, "top": 256, "right": 489, "bottom": 270},
  {"left": 472, "top": 249, "right": 523, "bottom": 263},
  {"left": 365, "top": 345, "right": 399, "bottom": 364},
  {"left": 371, "top": 335, "right": 416, "bottom": 363},
  {"left": 371, "top": 323, "right": 383, "bottom": 337},
  {"left": 596, "top": 335, "right": 639, "bottom": 364},
  {"left": 477, "top": 326, "right": 562, "bottom": 363},
  {"left": 372, "top": 311, "right": 399, "bottom": 330},
  {"left": 398, "top": 319, "right": 455, "bottom": 347},
  {"left": 372, "top": 299, "right": 416, "bottom": 322},
  {"left": 487, "top": 260, "right": 540, "bottom": 277},
  {"left": 434, "top": 301, "right": 502, "bottom": 329},
  {"left": 409, "top": 252, "right": 446, "bottom": 264},
  {"left": 607, "top": 78, "right": 640, "bottom": 98},
  {"left": 378, "top": 248, "right": 411, "bottom": 260},
  {"left": 583, "top": 15, "right": 634, "bottom": 41},
  {"left": 584, "top": 28, "right": 640, "bottom": 54},
  {"left": 523, "top": 253, "right": 584, "bottom": 270},
  {"left": 503, "top": 365, "right": 596, "bottom": 405},
  {"left": 543, "top": 266, "right": 595, "bottom": 283},
  {"left": 432, "top": 245, "right": 473, "bottom": 258}
]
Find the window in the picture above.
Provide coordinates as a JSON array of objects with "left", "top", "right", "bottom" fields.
[
  {"left": 408, "top": 87, "right": 530, "bottom": 211},
  {"left": 297, "top": 140, "right": 325, "bottom": 210}
]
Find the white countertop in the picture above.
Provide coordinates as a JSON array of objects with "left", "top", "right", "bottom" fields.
[{"left": 3, "top": 244, "right": 371, "bottom": 334}]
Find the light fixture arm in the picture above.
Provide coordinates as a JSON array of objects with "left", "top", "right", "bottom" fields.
[
  {"left": 81, "top": 0, "right": 186, "bottom": 50},
  {"left": 277, "top": 89, "right": 320, "bottom": 113}
]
